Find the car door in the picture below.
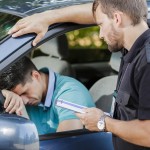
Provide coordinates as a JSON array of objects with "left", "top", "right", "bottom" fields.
[{"left": 39, "top": 130, "right": 113, "bottom": 150}]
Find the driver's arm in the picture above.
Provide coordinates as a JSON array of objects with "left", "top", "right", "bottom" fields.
[{"left": 2, "top": 89, "right": 29, "bottom": 119}]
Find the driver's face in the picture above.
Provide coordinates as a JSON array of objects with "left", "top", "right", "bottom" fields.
[{"left": 12, "top": 72, "right": 43, "bottom": 106}]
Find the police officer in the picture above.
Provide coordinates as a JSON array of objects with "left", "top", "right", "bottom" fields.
[
  {"left": 8, "top": 0, "right": 150, "bottom": 149},
  {"left": 77, "top": 0, "right": 150, "bottom": 149}
]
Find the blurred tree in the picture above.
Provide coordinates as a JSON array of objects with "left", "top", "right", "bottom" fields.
[
  {"left": 66, "top": 26, "right": 110, "bottom": 63},
  {"left": 66, "top": 26, "right": 107, "bottom": 49}
]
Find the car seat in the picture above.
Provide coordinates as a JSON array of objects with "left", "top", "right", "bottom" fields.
[
  {"left": 89, "top": 52, "right": 122, "bottom": 112},
  {"left": 32, "top": 35, "right": 75, "bottom": 77}
]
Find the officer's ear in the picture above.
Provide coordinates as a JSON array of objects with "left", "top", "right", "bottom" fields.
[{"left": 113, "top": 11, "right": 123, "bottom": 27}]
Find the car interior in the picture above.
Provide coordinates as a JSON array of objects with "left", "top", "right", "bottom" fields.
[
  {"left": 89, "top": 51, "right": 121, "bottom": 112},
  {"left": 0, "top": 13, "right": 119, "bottom": 150},
  {"left": 32, "top": 35, "right": 75, "bottom": 77},
  {"left": 0, "top": 25, "right": 120, "bottom": 139},
  {"left": 31, "top": 26, "right": 121, "bottom": 117}
]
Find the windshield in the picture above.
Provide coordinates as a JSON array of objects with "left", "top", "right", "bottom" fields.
[{"left": 0, "top": 13, "right": 21, "bottom": 41}]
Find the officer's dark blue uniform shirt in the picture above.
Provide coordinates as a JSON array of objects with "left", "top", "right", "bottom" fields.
[{"left": 113, "top": 29, "right": 150, "bottom": 150}]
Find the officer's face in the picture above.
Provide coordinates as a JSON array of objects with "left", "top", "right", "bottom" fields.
[{"left": 95, "top": 5, "right": 124, "bottom": 52}]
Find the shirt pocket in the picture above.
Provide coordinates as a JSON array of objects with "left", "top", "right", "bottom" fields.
[
  {"left": 115, "top": 90, "right": 137, "bottom": 120},
  {"left": 115, "top": 90, "right": 130, "bottom": 106}
]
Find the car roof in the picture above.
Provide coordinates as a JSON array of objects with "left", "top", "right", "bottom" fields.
[
  {"left": 0, "top": 0, "right": 93, "bottom": 17},
  {"left": 0, "top": 0, "right": 150, "bottom": 19}
]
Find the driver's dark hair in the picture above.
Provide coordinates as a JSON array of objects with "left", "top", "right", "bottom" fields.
[
  {"left": 92, "top": 0, "right": 148, "bottom": 25},
  {"left": 0, "top": 56, "right": 38, "bottom": 90}
]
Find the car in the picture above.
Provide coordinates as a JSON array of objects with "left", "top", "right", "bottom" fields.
[{"left": 0, "top": 0, "right": 150, "bottom": 150}]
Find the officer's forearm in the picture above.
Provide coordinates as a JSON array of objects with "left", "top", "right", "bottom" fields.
[
  {"left": 43, "top": 3, "right": 95, "bottom": 25},
  {"left": 105, "top": 117, "right": 150, "bottom": 147}
]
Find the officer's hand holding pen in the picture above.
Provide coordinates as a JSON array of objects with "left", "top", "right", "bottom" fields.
[{"left": 76, "top": 107, "right": 104, "bottom": 131}]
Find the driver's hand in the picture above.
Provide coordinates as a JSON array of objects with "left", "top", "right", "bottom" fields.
[{"left": 2, "top": 89, "right": 24, "bottom": 116}]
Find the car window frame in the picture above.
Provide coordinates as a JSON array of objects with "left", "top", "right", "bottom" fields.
[{"left": 0, "top": 23, "right": 94, "bottom": 74}]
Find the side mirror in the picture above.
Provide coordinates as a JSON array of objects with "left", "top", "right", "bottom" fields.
[
  {"left": 0, "top": 114, "right": 39, "bottom": 150},
  {"left": 0, "top": 91, "right": 39, "bottom": 150}
]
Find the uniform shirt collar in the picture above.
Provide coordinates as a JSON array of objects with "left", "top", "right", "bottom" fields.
[
  {"left": 38, "top": 67, "right": 55, "bottom": 109},
  {"left": 123, "top": 29, "right": 150, "bottom": 63}
]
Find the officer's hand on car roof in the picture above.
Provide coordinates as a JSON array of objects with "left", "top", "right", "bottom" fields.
[{"left": 8, "top": 13, "right": 49, "bottom": 46}]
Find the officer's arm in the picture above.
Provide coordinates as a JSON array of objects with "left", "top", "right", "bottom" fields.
[
  {"left": 57, "top": 119, "right": 83, "bottom": 132},
  {"left": 45, "top": 3, "right": 95, "bottom": 25},
  {"left": 8, "top": 3, "right": 95, "bottom": 46},
  {"left": 106, "top": 117, "right": 150, "bottom": 147}
]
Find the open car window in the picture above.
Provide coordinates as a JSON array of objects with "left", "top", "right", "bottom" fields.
[
  {"left": 29, "top": 26, "right": 114, "bottom": 136},
  {"left": 0, "top": 23, "right": 115, "bottom": 137}
]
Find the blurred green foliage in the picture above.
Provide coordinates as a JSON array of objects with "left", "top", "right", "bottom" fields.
[
  {"left": 66, "top": 26, "right": 107, "bottom": 49},
  {"left": 66, "top": 26, "right": 110, "bottom": 63}
]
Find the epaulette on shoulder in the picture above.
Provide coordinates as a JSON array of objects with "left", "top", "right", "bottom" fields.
[{"left": 145, "top": 41, "right": 150, "bottom": 63}]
